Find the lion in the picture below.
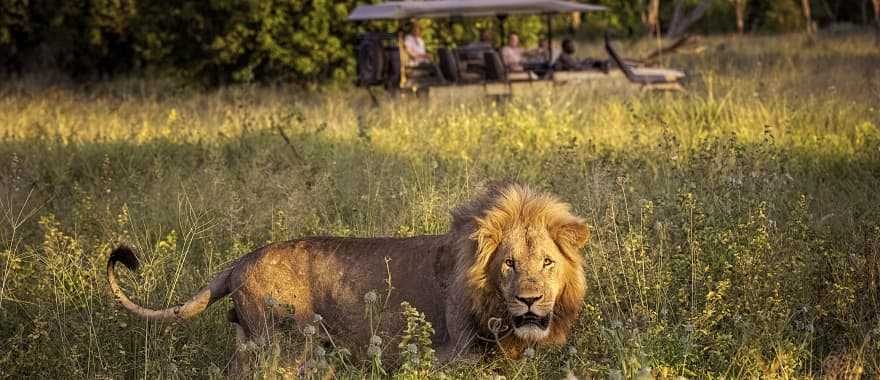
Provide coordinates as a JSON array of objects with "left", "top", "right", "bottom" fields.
[{"left": 107, "top": 183, "right": 589, "bottom": 362}]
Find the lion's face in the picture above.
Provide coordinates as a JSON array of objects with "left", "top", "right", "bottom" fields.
[
  {"left": 492, "top": 225, "right": 571, "bottom": 342},
  {"left": 457, "top": 184, "right": 589, "bottom": 347}
]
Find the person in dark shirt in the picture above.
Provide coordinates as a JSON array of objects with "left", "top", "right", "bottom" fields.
[
  {"left": 555, "top": 38, "right": 609, "bottom": 72},
  {"left": 555, "top": 39, "right": 581, "bottom": 70}
]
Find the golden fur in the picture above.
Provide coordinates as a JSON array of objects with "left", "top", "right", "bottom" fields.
[
  {"left": 107, "top": 183, "right": 589, "bottom": 362},
  {"left": 447, "top": 183, "right": 588, "bottom": 354}
]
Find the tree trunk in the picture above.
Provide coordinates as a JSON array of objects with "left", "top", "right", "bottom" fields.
[
  {"left": 801, "top": 0, "right": 816, "bottom": 35},
  {"left": 874, "top": 0, "right": 880, "bottom": 45},
  {"left": 734, "top": 0, "right": 747, "bottom": 35},
  {"left": 647, "top": 0, "right": 661, "bottom": 37},
  {"left": 667, "top": 0, "right": 712, "bottom": 39}
]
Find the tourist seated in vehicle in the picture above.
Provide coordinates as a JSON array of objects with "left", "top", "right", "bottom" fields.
[
  {"left": 460, "top": 29, "right": 493, "bottom": 61},
  {"left": 404, "top": 22, "right": 432, "bottom": 66},
  {"left": 523, "top": 38, "right": 553, "bottom": 65},
  {"left": 455, "top": 29, "right": 495, "bottom": 77},
  {"left": 401, "top": 21, "right": 448, "bottom": 82},
  {"left": 500, "top": 33, "right": 526, "bottom": 72},
  {"left": 465, "top": 29, "right": 494, "bottom": 50},
  {"left": 555, "top": 38, "right": 609, "bottom": 72}
]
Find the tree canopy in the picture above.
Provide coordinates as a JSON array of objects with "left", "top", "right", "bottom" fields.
[{"left": 0, "top": 0, "right": 875, "bottom": 83}]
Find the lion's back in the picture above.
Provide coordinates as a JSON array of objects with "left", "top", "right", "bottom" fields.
[{"left": 228, "top": 235, "right": 453, "bottom": 349}]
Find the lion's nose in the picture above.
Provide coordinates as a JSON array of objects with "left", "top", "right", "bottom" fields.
[{"left": 516, "top": 295, "right": 543, "bottom": 307}]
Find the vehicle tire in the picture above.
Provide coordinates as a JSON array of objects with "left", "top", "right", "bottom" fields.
[
  {"left": 357, "top": 38, "right": 386, "bottom": 86},
  {"left": 437, "top": 48, "right": 459, "bottom": 83},
  {"left": 483, "top": 51, "right": 507, "bottom": 81}
]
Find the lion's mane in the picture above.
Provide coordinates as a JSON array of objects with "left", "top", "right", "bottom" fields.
[{"left": 447, "top": 183, "right": 587, "bottom": 346}]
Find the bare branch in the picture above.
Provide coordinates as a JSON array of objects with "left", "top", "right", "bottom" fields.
[{"left": 667, "top": 0, "right": 712, "bottom": 39}]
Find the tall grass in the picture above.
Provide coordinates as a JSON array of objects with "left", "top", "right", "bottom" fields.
[{"left": 1, "top": 31, "right": 878, "bottom": 378}]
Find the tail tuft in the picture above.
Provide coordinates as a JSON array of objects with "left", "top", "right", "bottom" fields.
[{"left": 109, "top": 245, "right": 140, "bottom": 271}]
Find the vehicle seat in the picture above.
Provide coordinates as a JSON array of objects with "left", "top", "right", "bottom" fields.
[
  {"left": 454, "top": 46, "right": 491, "bottom": 82},
  {"left": 437, "top": 48, "right": 460, "bottom": 83},
  {"left": 605, "top": 31, "right": 684, "bottom": 85},
  {"left": 483, "top": 50, "right": 508, "bottom": 81}
]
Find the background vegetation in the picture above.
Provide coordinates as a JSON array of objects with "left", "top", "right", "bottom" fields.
[
  {"left": 1, "top": 0, "right": 877, "bottom": 83},
  {"left": 1, "top": 31, "right": 878, "bottom": 378}
]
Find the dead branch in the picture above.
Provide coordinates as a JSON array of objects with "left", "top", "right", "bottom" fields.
[
  {"left": 274, "top": 124, "right": 306, "bottom": 164},
  {"left": 639, "top": 35, "right": 696, "bottom": 64},
  {"left": 667, "top": 0, "right": 712, "bottom": 39}
]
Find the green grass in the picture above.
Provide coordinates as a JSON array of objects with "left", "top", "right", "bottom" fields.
[{"left": 1, "top": 31, "right": 879, "bottom": 379}]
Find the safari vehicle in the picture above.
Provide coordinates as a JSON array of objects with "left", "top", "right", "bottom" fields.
[{"left": 348, "top": 0, "right": 687, "bottom": 99}]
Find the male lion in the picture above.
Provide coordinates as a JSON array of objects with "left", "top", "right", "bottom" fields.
[{"left": 107, "top": 183, "right": 589, "bottom": 361}]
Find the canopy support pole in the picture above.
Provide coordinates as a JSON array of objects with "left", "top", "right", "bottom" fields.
[{"left": 497, "top": 14, "right": 508, "bottom": 45}]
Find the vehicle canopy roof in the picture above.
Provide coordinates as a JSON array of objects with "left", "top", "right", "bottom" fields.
[{"left": 348, "top": 0, "right": 607, "bottom": 21}]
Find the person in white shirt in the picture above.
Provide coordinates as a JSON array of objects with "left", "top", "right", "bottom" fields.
[
  {"left": 500, "top": 33, "right": 525, "bottom": 72},
  {"left": 404, "top": 22, "right": 431, "bottom": 66}
]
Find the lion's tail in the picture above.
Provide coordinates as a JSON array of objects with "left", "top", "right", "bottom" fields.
[{"left": 107, "top": 245, "right": 232, "bottom": 321}]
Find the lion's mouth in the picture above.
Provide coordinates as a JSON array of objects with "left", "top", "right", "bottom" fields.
[{"left": 512, "top": 312, "right": 551, "bottom": 329}]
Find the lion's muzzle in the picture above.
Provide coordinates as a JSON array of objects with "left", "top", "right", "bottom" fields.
[
  {"left": 508, "top": 284, "right": 553, "bottom": 333},
  {"left": 510, "top": 291, "right": 554, "bottom": 341},
  {"left": 511, "top": 310, "right": 552, "bottom": 341},
  {"left": 512, "top": 312, "right": 551, "bottom": 329}
]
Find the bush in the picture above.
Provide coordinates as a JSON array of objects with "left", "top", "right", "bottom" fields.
[
  {"left": 756, "top": 0, "right": 805, "bottom": 32},
  {"left": 0, "top": 0, "right": 873, "bottom": 82}
]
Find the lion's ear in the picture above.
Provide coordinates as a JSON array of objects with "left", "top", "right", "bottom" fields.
[{"left": 551, "top": 220, "right": 590, "bottom": 249}]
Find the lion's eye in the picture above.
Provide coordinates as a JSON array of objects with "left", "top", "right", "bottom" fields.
[
  {"left": 543, "top": 258, "right": 554, "bottom": 267},
  {"left": 504, "top": 259, "right": 515, "bottom": 268}
]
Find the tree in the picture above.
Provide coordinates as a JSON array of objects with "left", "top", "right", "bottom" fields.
[
  {"left": 646, "top": 0, "right": 661, "bottom": 37},
  {"left": 734, "top": 0, "right": 748, "bottom": 34},
  {"left": 874, "top": 0, "right": 880, "bottom": 44},
  {"left": 0, "top": 0, "right": 30, "bottom": 74},
  {"left": 801, "top": 0, "right": 816, "bottom": 35}
]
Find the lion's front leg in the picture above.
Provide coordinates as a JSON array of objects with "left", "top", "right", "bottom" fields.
[
  {"left": 437, "top": 344, "right": 483, "bottom": 364},
  {"left": 438, "top": 297, "right": 479, "bottom": 363}
]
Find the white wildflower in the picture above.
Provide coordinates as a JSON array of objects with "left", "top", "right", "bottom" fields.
[
  {"left": 364, "top": 290, "right": 379, "bottom": 304},
  {"left": 303, "top": 325, "right": 316, "bottom": 336}
]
